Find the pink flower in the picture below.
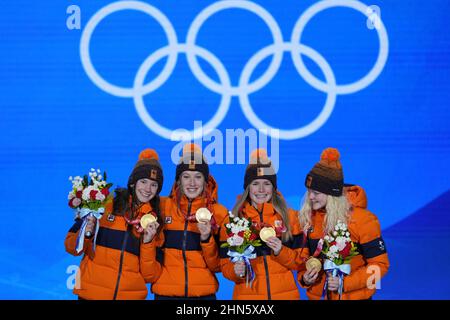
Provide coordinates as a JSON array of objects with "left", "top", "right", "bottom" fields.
[
  {"left": 232, "top": 235, "right": 244, "bottom": 246},
  {"left": 72, "top": 198, "right": 81, "bottom": 207},
  {"left": 68, "top": 197, "right": 81, "bottom": 208},
  {"left": 95, "top": 192, "right": 105, "bottom": 201}
]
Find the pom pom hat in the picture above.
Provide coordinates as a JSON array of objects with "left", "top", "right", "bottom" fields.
[
  {"left": 305, "top": 147, "right": 344, "bottom": 196},
  {"left": 175, "top": 143, "right": 209, "bottom": 181},
  {"left": 127, "top": 149, "right": 164, "bottom": 194},
  {"left": 244, "top": 149, "right": 277, "bottom": 190}
]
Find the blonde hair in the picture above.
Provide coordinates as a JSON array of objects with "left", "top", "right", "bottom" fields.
[
  {"left": 232, "top": 186, "right": 293, "bottom": 242},
  {"left": 298, "top": 191, "right": 351, "bottom": 236}
]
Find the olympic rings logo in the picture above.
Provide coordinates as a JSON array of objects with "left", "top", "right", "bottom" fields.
[{"left": 80, "top": 0, "right": 388, "bottom": 140}]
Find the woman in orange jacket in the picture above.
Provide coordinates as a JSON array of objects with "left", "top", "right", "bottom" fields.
[
  {"left": 141, "top": 143, "right": 228, "bottom": 300},
  {"left": 297, "top": 148, "right": 389, "bottom": 300},
  {"left": 219, "top": 149, "right": 304, "bottom": 300},
  {"left": 64, "top": 149, "right": 165, "bottom": 300}
]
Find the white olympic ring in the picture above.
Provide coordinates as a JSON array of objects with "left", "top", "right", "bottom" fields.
[{"left": 80, "top": 0, "right": 389, "bottom": 140}]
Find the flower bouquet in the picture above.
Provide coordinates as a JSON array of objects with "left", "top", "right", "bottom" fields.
[
  {"left": 220, "top": 212, "right": 262, "bottom": 287},
  {"left": 68, "top": 168, "right": 113, "bottom": 253},
  {"left": 321, "top": 220, "right": 359, "bottom": 299}
]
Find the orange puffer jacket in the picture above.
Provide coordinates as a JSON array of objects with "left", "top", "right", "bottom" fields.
[
  {"left": 64, "top": 198, "right": 164, "bottom": 300},
  {"left": 142, "top": 175, "right": 228, "bottom": 298},
  {"left": 298, "top": 185, "right": 390, "bottom": 300},
  {"left": 219, "top": 201, "right": 304, "bottom": 300}
]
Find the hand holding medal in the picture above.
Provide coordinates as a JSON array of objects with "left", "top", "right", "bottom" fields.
[
  {"left": 196, "top": 208, "right": 212, "bottom": 241},
  {"left": 141, "top": 214, "right": 159, "bottom": 244}
]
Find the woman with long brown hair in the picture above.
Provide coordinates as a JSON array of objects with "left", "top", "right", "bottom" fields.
[
  {"left": 219, "top": 149, "right": 305, "bottom": 300},
  {"left": 141, "top": 143, "right": 228, "bottom": 300},
  {"left": 65, "top": 149, "right": 165, "bottom": 300}
]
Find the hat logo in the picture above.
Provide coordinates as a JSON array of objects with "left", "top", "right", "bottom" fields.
[
  {"left": 107, "top": 214, "right": 115, "bottom": 222},
  {"left": 257, "top": 167, "right": 265, "bottom": 176},
  {"left": 189, "top": 160, "right": 196, "bottom": 169},
  {"left": 306, "top": 175, "right": 313, "bottom": 188},
  {"left": 150, "top": 169, "right": 157, "bottom": 180},
  {"left": 165, "top": 216, "right": 172, "bottom": 224}
]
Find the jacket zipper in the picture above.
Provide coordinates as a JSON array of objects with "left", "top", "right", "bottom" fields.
[
  {"left": 183, "top": 200, "right": 192, "bottom": 297},
  {"left": 258, "top": 205, "right": 272, "bottom": 300},
  {"left": 113, "top": 227, "right": 129, "bottom": 300}
]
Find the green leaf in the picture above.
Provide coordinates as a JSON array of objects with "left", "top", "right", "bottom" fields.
[
  {"left": 83, "top": 175, "right": 88, "bottom": 187},
  {"left": 220, "top": 243, "right": 229, "bottom": 248},
  {"left": 103, "top": 171, "right": 107, "bottom": 181},
  {"left": 105, "top": 183, "right": 113, "bottom": 189}
]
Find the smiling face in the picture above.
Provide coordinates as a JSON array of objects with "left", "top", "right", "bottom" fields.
[
  {"left": 249, "top": 179, "right": 273, "bottom": 207},
  {"left": 135, "top": 178, "right": 159, "bottom": 203},
  {"left": 180, "top": 171, "right": 205, "bottom": 200},
  {"left": 308, "top": 188, "right": 328, "bottom": 210}
]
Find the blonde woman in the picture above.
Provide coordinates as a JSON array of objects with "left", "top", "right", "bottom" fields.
[
  {"left": 297, "top": 148, "right": 389, "bottom": 300},
  {"left": 218, "top": 149, "right": 304, "bottom": 300}
]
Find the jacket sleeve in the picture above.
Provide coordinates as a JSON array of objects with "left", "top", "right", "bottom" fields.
[
  {"left": 201, "top": 205, "right": 229, "bottom": 273},
  {"left": 140, "top": 234, "right": 164, "bottom": 284},
  {"left": 201, "top": 234, "right": 221, "bottom": 273},
  {"left": 295, "top": 217, "right": 312, "bottom": 288},
  {"left": 64, "top": 218, "right": 94, "bottom": 258},
  {"left": 343, "top": 210, "right": 390, "bottom": 293}
]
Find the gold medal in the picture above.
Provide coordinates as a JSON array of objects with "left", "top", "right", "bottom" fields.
[
  {"left": 195, "top": 208, "right": 212, "bottom": 223},
  {"left": 140, "top": 214, "right": 157, "bottom": 229},
  {"left": 259, "top": 227, "right": 276, "bottom": 242},
  {"left": 306, "top": 257, "right": 322, "bottom": 272}
]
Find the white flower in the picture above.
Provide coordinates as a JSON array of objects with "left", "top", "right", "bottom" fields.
[
  {"left": 233, "top": 217, "right": 239, "bottom": 223},
  {"left": 82, "top": 186, "right": 94, "bottom": 201},
  {"left": 329, "top": 245, "right": 338, "bottom": 253},
  {"left": 346, "top": 232, "right": 350, "bottom": 237},
  {"left": 228, "top": 211, "right": 234, "bottom": 218},
  {"left": 68, "top": 192, "right": 75, "bottom": 200},
  {"left": 97, "top": 169, "right": 101, "bottom": 173},
  {"left": 324, "top": 235, "right": 330, "bottom": 242},
  {"left": 227, "top": 237, "right": 235, "bottom": 246},
  {"left": 231, "top": 225, "right": 244, "bottom": 234},
  {"left": 91, "top": 168, "right": 95, "bottom": 172},
  {"left": 226, "top": 224, "right": 231, "bottom": 229},
  {"left": 335, "top": 237, "right": 347, "bottom": 251},
  {"left": 333, "top": 231, "right": 337, "bottom": 236},
  {"left": 341, "top": 224, "right": 347, "bottom": 231}
]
